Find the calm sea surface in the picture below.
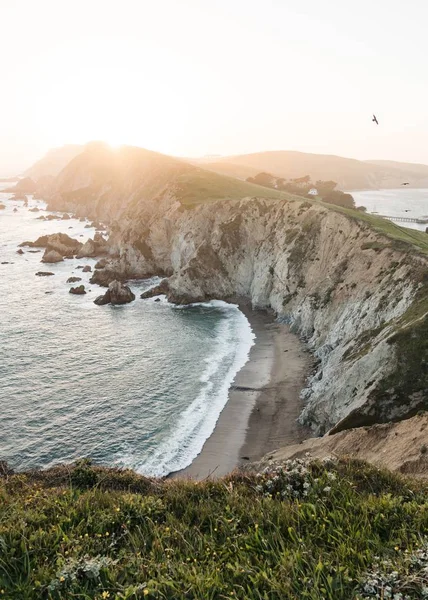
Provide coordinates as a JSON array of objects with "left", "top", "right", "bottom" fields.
[
  {"left": 352, "top": 188, "right": 428, "bottom": 232},
  {"left": 0, "top": 186, "right": 254, "bottom": 476}
]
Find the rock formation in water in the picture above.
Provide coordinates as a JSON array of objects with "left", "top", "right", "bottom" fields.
[
  {"left": 94, "top": 280, "right": 135, "bottom": 305},
  {"left": 69, "top": 285, "right": 86, "bottom": 295},
  {"left": 36, "top": 271, "right": 54, "bottom": 276},
  {"left": 20, "top": 232, "right": 82, "bottom": 259},
  {"left": 41, "top": 249, "right": 63, "bottom": 263},
  {"left": 4, "top": 177, "right": 37, "bottom": 194},
  {"left": 40, "top": 144, "right": 428, "bottom": 436},
  {"left": 67, "top": 276, "right": 82, "bottom": 283}
]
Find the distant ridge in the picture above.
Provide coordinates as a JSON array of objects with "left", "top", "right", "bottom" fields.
[
  {"left": 194, "top": 150, "right": 428, "bottom": 190},
  {"left": 23, "top": 144, "right": 84, "bottom": 180}
]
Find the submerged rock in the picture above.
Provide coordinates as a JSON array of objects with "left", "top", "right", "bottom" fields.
[
  {"left": 36, "top": 271, "right": 54, "bottom": 276},
  {"left": 82, "top": 265, "right": 92, "bottom": 273},
  {"left": 67, "top": 276, "right": 82, "bottom": 283},
  {"left": 29, "top": 207, "right": 40, "bottom": 212},
  {"left": 69, "top": 285, "right": 86, "bottom": 295},
  {"left": 41, "top": 249, "right": 63, "bottom": 263},
  {"left": 94, "top": 280, "right": 135, "bottom": 306},
  {"left": 16, "top": 249, "right": 24, "bottom": 255},
  {"left": 0, "top": 203, "right": 5, "bottom": 210}
]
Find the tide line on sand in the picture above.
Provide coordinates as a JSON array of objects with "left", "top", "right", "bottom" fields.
[{"left": 172, "top": 306, "right": 313, "bottom": 480}]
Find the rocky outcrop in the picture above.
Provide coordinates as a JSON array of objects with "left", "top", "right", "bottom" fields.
[
  {"left": 69, "top": 285, "right": 86, "bottom": 295},
  {"left": 20, "top": 233, "right": 82, "bottom": 259},
  {"left": 82, "top": 265, "right": 92, "bottom": 273},
  {"left": 140, "top": 279, "right": 170, "bottom": 299},
  {"left": 4, "top": 177, "right": 37, "bottom": 193},
  {"left": 76, "top": 233, "right": 109, "bottom": 258},
  {"left": 41, "top": 250, "right": 63, "bottom": 263},
  {"left": 67, "top": 276, "right": 82, "bottom": 283},
  {"left": 36, "top": 271, "right": 54, "bottom": 276},
  {"left": 100, "top": 196, "right": 428, "bottom": 435},
  {"left": 37, "top": 145, "right": 428, "bottom": 437},
  {"left": 0, "top": 203, "right": 5, "bottom": 210},
  {"left": 94, "top": 280, "right": 135, "bottom": 305}
]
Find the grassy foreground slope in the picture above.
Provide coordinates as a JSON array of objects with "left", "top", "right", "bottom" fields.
[{"left": 2, "top": 459, "right": 428, "bottom": 599}]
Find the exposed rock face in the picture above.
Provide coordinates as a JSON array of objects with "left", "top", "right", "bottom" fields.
[
  {"left": 95, "top": 197, "right": 428, "bottom": 435},
  {"left": 69, "top": 285, "right": 86, "bottom": 295},
  {"left": 36, "top": 271, "right": 54, "bottom": 276},
  {"left": 20, "top": 233, "right": 82, "bottom": 258},
  {"left": 94, "top": 280, "right": 135, "bottom": 305},
  {"left": 41, "top": 249, "right": 63, "bottom": 263},
  {"left": 67, "top": 276, "right": 82, "bottom": 283},
  {"left": 4, "top": 177, "right": 37, "bottom": 193},
  {"left": 11, "top": 193, "right": 27, "bottom": 201},
  {"left": 39, "top": 146, "right": 428, "bottom": 437},
  {"left": 95, "top": 258, "right": 108, "bottom": 269},
  {"left": 140, "top": 279, "right": 170, "bottom": 299},
  {"left": 76, "top": 233, "right": 109, "bottom": 259}
]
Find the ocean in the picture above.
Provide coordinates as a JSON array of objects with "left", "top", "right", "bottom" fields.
[
  {"left": 2, "top": 186, "right": 427, "bottom": 477},
  {"left": 352, "top": 188, "right": 428, "bottom": 232},
  {"left": 0, "top": 186, "right": 254, "bottom": 477}
]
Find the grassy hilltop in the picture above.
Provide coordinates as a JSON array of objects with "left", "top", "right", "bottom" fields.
[{"left": 2, "top": 459, "right": 428, "bottom": 599}]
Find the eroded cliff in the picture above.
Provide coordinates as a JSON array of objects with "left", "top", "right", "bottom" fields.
[{"left": 45, "top": 145, "right": 428, "bottom": 435}]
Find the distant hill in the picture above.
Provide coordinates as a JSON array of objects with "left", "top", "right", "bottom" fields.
[
  {"left": 196, "top": 151, "right": 428, "bottom": 190},
  {"left": 23, "top": 144, "right": 84, "bottom": 180},
  {"left": 46, "top": 142, "right": 286, "bottom": 221}
]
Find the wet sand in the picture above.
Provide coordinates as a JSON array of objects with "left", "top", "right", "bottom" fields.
[{"left": 172, "top": 307, "right": 312, "bottom": 480}]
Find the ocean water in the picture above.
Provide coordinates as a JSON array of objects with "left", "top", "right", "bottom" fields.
[
  {"left": 0, "top": 186, "right": 254, "bottom": 477},
  {"left": 352, "top": 188, "right": 428, "bottom": 232}
]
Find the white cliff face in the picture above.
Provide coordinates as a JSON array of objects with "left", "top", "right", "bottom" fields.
[
  {"left": 48, "top": 175, "right": 428, "bottom": 435},
  {"left": 122, "top": 195, "right": 428, "bottom": 434}
]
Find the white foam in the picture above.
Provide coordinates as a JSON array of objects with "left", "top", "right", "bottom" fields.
[{"left": 131, "top": 303, "right": 255, "bottom": 477}]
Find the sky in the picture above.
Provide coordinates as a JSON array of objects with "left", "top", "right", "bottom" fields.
[{"left": 1, "top": 0, "right": 428, "bottom": 175}]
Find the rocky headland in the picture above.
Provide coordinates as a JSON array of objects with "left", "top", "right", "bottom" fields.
[{"left": 29, "top": 144, "right": 428, "bottom": 444}]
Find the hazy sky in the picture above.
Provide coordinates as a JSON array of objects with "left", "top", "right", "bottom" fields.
[{"left": 1, "top": 0, "right": 428, "bottom": 174}]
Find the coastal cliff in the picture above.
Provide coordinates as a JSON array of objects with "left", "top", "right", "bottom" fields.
[{"left": 45, "top": 145, "right": 428, "bottom": 435}]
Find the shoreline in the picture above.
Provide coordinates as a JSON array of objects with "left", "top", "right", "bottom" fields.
[{"left": 172, "top": 306, "right": 313, "bottom": 480}]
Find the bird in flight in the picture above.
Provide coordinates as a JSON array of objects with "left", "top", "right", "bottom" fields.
[
  {"left": 372, "top": 114, "right": 379, "bottom": 125},
  {"left": 401, "top": 182, "right": 410, "bottom": 186}
]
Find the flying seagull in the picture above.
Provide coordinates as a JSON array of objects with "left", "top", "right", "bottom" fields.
[
  {"left": 401, "top": 182, "right": 410, "bottom": 186},
  {"left": 372, "top": 114, "right": 379, "bottom": 125}
]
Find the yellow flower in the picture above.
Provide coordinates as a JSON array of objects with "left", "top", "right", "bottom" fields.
[
  {"left": 143, "top": 590, "right": 149, "bottom": 597},
  {"left": 395, "top": 546, "right": 400, "bottom": 551},
  {"left": 115, "top": 507, "right": 120, "bottom": 512},
  {"left": 60, "top": 576, "right": 65, "bottom": 582}
]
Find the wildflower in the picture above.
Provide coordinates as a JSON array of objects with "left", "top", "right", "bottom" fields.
[
  {"left": 323, "top": 486, "right": 331, "bottom": 493},
  {"left": 143, "top": 590, "right": 149, "bottom": 597},
  {"left": 102, "top": 593, "right": 110, "bottom": 599}
]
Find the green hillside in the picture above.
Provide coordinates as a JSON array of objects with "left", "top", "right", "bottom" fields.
[{"left": 2, "top": 459, "right": 428, "bottom": 599}]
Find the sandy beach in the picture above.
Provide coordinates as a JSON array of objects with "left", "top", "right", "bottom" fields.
[{"left": 173, "top": 307, "right": 312, "bottom": 480}]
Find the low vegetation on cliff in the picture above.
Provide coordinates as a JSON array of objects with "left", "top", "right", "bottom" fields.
[{"left": 2, "top": 459, "right": 428, "bottom": 599}]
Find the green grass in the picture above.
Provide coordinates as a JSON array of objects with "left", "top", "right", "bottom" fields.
[
  {"left": 2, "top": 458, "right": 428, "bottom": 599},
  {"left": 174, "top": 170, "right": 289, "bottom": 206},
  {"left": 319, "top": 202, "right": 428, "bottom": 255}
]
